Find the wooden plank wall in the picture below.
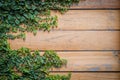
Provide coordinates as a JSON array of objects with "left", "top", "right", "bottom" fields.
[{"left": 9, "top": 0, "right": 120, "bottom": 80}]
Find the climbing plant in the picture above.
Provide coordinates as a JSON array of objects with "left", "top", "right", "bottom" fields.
[{"left": 0, "top": 0, "right": 80, "bottom": 80}]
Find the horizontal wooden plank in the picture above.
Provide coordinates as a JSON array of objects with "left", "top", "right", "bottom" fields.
[
  {"left": 52, "top": 10, "right": 120, "bottom": 30},
  {"left": 51, "top": 72, "right": 120, "bottom": 80},
  {"left": 9, "top": 31, "right": 120, "bottom": 50},
  {"left": 50, "top": 52, "right": 120, "bottom": 71},
  {"left": 71, "top": 0, "right": 120, "bottom": 9}
]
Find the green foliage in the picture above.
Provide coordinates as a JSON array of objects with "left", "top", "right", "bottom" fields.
[
  {"left": 0, "top": 0, "right": 80, "bottom": 39},
  {"left": 0, "top": 0, "right": 80, "bottom": 80},
  {"left": 0, "top": 42, "right": 68, "bottom": 80}
]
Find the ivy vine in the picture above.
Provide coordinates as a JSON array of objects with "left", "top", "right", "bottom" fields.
[{"left": 0, "top": 0, "right": 80, "bottom": 80}]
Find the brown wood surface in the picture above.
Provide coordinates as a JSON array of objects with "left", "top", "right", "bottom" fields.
[
  {"left": 8, "top": 0, "right": 120, "bottom": 79},
  {"left": 9, "top": 31, "right": 120, "bottom": 50},
  {"left": 50, "top": 52, "right": 120, "bottom": 71},
  {"left": 51, "top": 72, "right": 120, "bottom": 80},
  {"left": 71, "top": 0, "right": 120, "bottom": 9},
  {"left": 51, "top": 10, "right": 120, "bottom": 30}
]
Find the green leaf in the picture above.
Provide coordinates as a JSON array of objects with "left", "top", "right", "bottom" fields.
[{"left": 15, "top": 19, "right": 20, "bottom": 25}]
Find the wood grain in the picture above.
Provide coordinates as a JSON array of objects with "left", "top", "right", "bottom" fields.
[
  {"left": 50, "top": 52, "right": 120, "bottom": 71},
  {"left": 51, "top": 10, "right": 120, "bottom": 30},
  {"left": 6, "top": 0, "right": 120, "bottom": 79},
  {"left": 71, "top": 0, "right": 120, "bottom": 9},
  {"left": 51, "top": 72, "right": 120, "bottom": 80},
  {"left": 9, "top": 31, "right": 120, "bottom": 50}
]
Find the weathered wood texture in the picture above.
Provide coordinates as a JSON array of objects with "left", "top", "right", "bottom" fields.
[
  {"left": 9, "top": 31, "right": 120, "bottom": 50},
  {"left": 51, "top": 73, "right": 120, "bottom": 80},
  {"left": 50, "top": 52, "right": 120, "bottom": 71},
  {"left": 9, "top": 0, "right": 120, "bottom": 79},
  {"left": 53, "top": 10, "right": 120, "bottom": 30},
  {"left": 71, "top": 0, "right": 120, "bottom": 9}
]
